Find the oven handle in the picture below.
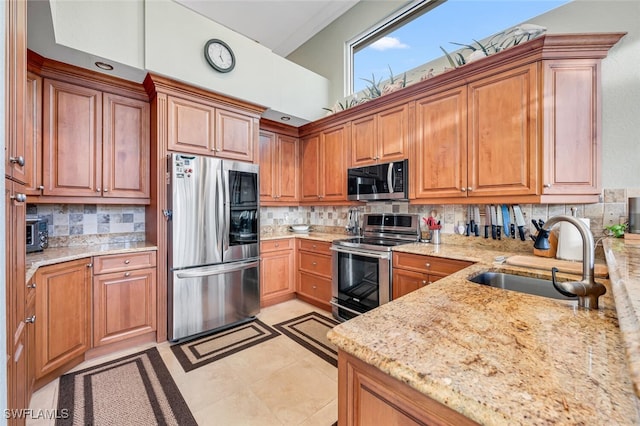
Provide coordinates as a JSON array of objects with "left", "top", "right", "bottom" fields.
[
  {"left": 330, "top": 245, "right": 391, "bottom": 259},
  {"left": 330, "top": 300, "right": 365, "bottom": 317}
]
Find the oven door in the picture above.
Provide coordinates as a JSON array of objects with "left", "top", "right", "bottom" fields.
[{"left": 330, "top": 245, "right": 391, "bottom": 322}]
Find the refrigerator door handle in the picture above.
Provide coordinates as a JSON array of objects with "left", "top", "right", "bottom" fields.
[
  {"left": 217, "top": 166, "right": 226, "bottom": 255},
  {"left": 176, "top": 260, "right": 260, "bottom": 279}
]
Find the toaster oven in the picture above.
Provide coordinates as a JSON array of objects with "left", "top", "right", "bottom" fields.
[{"left": 26, "top": 217, "right": 48, "bottom": 253}]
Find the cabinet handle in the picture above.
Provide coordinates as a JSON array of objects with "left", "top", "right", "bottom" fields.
[
  {"left": 26, "top": 283, "right": 36, "bottom": 289},
  {"left": 421, "top": 280, "right": 427, "bottom": 285},
  {"left": 425, "top": 263, "right": 431, "bottom": 268},
  {"left": 96, "top": 188, "right": 101, "bottom": 192},
  {"left": 25, "top": 315, "right": 36, "bottom": 324},
  {"left": 37, "top": 185, "right": 44, "bottom": 191},
  {"left": 124, "top": 272, "right": 131, "bottom": 277},
  {"left": 467, "top": 187, "right": 473, "bottom": 192},
  {"left": 103, "top": 188, "right": 109, "bottom": 193},
  {"left": 312, "top": 285, "right": 317, "bottom": 289},
  {"left": 460, "top": 187, "right": 466, "bottom": 192},
  {"left": 87, "top": 263, "right": 93, "bottom": 268},
  {"left": 11, "top": 193, "right": 27, "bottom": 203},
  {"left": 544, "top": 183, "right": 552, "bottom": 188},
  {"left": 9, "top": 156, "right": 25, "bottom": 166},
  {"left": 312, "top": 262, "right": 317, "bottom": 266},
  {"left": 275, "top": 243, "right": 279, "bottom": 248},
  {"left": 124, "top": 259, "right": 131, "bottom": 264}
]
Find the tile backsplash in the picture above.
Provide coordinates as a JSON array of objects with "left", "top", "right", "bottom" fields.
[{"left": 27, "top": 204, "right": 146, "bottom": 247}]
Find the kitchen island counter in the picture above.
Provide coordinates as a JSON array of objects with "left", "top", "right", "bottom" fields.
[{"left": 329, "top": 239, "right": 639, "bottom": 425}]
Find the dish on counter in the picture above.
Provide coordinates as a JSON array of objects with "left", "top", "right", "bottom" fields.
[{"left": 290, "top": 225, "right": 310, "bottom": 233}]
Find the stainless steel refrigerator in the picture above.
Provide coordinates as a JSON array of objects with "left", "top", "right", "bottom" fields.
[{"left": 167, "top": 153, "right": 260, "bottom": 341}]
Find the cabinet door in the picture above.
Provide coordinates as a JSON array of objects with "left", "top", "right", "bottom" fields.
[
  {"left": 276, "top": 134, "right": 298, "bottom": 202},
  {"left": 24, "top": 71, "right": 43, "bottom": 195},
  {"left": 215, "top": 108, "right": 256, "bottom": 162},
  {"left": 321, "top": 124, "right": 350, "bottom": 201},
  {"left": 167, "top": 95, "right": 215, "bottom": 155},
  {"left": 392, "top": 269, "right": 430, "bottom": 300},
  {"left": 414, "top": 87, "right": 467, "bottom": 199},
  {"left": 377, "top": 104, "right": 408, "bottom": 163},
  {"left": 93, "top": 267, "right": 157, "bottom": 347},
  {"left": 259, "top": 130, "right": 276, "bottom": 201},
  {"left": 42, "top": 79, "right": 102, "bottom": 197},
  {"left": 467, "top": 64, "right": 538, "bottom": 197},
  {"left": 35, "top": 258, "right": 91, "bottom": 379},
  {"left": 102, "top": 93, "right": 150, "bottom": 199},
  {"left": 260, "top": 249, "right": 295, "bottom": 306},
  {"left": 351, "top": 115, "right": 377, "bottom": 167},
  {"left": 300, "top": 134, "right": 322, "bottom": 201},
  {"left": 542, "top": 59, "right": 601, "bottom": 195}
]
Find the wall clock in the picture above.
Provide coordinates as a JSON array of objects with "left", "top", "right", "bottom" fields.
[{"left": 204, "top": 39, "right": 235, "bottom": 73}]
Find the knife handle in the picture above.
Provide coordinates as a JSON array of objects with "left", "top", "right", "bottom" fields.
[
  {"left": 465, "top": 223, "right": 470, "bottom": 236},
  {"left": 497, "top": 227, "right": 501, "bottom": 240},
  {"left": 491, "top": 225, "right": 497, "bottom": 240},
  {"left": 484, "top": 225, "right": 489, "bottom": 239},
  {"left": 510, "top": 223, "right": 515, "bottom": 239},
  {"left": 474, "top": 224, "right": 479, "bottom": 237},
  {"left": 518, "top": 226, "right": 525, "bottom": 241}
]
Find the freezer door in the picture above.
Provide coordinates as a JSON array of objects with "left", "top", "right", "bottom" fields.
[
  {"left": 169, "top": 154, "right": 224, "bottom": 269},
  {"left": 169, "top": 260, "right": 260, "bottom": 341}
]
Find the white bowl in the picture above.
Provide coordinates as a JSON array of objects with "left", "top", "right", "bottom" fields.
[{"left": 290, "top": 225, "right": 310, "bottom": 232}]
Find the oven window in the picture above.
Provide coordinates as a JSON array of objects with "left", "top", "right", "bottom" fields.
[{"left": 336, "top": 251, "right": 379, "bottom": 314}]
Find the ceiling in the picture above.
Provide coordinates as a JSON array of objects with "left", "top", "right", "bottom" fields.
[{"left": 174, "top": 0, "right": 361, "bottom": 57}]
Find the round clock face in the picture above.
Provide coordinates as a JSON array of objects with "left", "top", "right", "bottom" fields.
[{"left": 204, "top": 39, "right": 235, "bottom": 73}]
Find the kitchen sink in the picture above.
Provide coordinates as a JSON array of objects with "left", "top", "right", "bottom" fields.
[{"left": 468, "top": 272, "right": 578, "bottom": 301}]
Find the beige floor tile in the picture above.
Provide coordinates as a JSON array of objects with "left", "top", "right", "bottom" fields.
[
  {"left": 299, "top": 398, "right": 338, "bottom": 426},
  {"left": 192, "top": 387, "right": 284, "bottom": 426},
  {"left": 27, "top": 378, "right": 59, "bottom": 426},
  {"left": 250, "top": 360, "right": 337, "bottom": 425},
  {"left": 257, "top": 298, "right": 331, "bottom": 325}
]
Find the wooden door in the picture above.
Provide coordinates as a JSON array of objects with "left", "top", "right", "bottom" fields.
[
  {"left": 24, "top": 71, "right": 43, "bottom": 195},
  {"left": 102, "top": 93, "right": 150, "bottom": 199},
  {"left": 260, "top": 249, "right": 295, "bottom": 306},
  {"left": 93, "top": 267, "right": 157, "bottom": 347},
  {"left": 377, "top": 104, "right": 408, "bottom": 162},
  {"left": 321, "top": 124, "right": 350, "bottom": 201},
  {"left": 542, "top": 59, "right": 601, "bottom": 195},
  {"left": 215, "top": 108, "right": 256, "bottom": 162},
  {"left": 392, "top": 269, "right": 429, "bottom": 300},
  {"left": 351, "top": 115, "right": 377, "bottom": 167},
  {"left": 35, "top": 258, "right": 91, "bottom": 379},
  {"left": 259, "top": 130, "right": 276, "bottom": 201},
  {"left": 414, "top": 87, "right": 467, "bottom": 199},
  {"left": 42, "top": 79, "right": 102, "bottom": 197},
  {"left": 299, "top": 134, "right": 321, "bottom": 201},
  {"left": 167, "top": 95, "right": 215, "bottom": 155},
  {"left": 276, "top": 134, "right": 298, "bottom": 202},
  {"left": 467, "top": 64, "right": 538, "bottom": 197}
]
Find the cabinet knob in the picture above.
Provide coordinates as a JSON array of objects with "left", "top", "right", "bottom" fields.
[
  {"left": 96, "top": 188, "right": 101, "bottom": 192},
  {"left": 37, "top": 185, "right": 44, "bottom": 191},
  {"left": 275, "top": 243, "right": 279, "bottom": 248},
  {"left": 124, "top": 259, "right": 131, "bottom": 264},
  {"left": 544, "top": 183, "right": 552, "bottom": 188},
  {"left": 124, "top": 272, "right": 131, "bottom": 277},
  {"left": 460, "top": 187, "right": 466, "bottom": 192},
  {"left": 425, "top": 263, "right": 431, "bottom": 268},
  {"left": 9, "top": 156, "right": 25, "bottom": 166},
  {"left": 25, "top": 315, "right": 36, "bottom": 324},
  {"left": 26, "top": 282, "right": 36, "bottom": 289},
  {"left": 87, "top": 263, "right": 93, "bottom": 268},
  {"left": 11, "top": 193, "right": 27, "bottom": 203},
  {"left": 312, "top": 261, "right": 317, "bottom": 266},
  {"left": 421, "top": 280, "right": 427, "bottom": 285},
  {"left": 103, "top": 188, "right": 109, "bottom": 193},
  {"left": 467, "top": 187, "right": 473, "bottom": 192},
  {"left": 312, "top": 285, "right": 317, "bottom": 289}
]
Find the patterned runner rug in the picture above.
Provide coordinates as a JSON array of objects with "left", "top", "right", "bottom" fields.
[
  {"left": 170, "top": 318, "right": 280, "bottom": 372},
  {"left": 56, "top": 347, "right": 196, "bottom": 426},
  {"left": 273, "top": 311, "right": 340, "bottom": 367}
]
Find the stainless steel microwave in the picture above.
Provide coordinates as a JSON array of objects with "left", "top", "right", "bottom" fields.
[
  {"left": 26, "top": 217, "right": 48, "bottom": 253},
  {"left": 347, "top": 160, "right": 408, "bottom": 201}
]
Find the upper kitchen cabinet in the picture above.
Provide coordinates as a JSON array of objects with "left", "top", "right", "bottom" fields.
[
  {"left": 351, "top": 103, "right": 408, "bottom": 167},
  {"left": 299, "top": 123, "right": 351, "bottom": 204},
  {"left": 259, "top": 119, "right": 299, "bottom": 205},
  {"left": 27, "top": 50, "right": 151, "bottom": 204},
  {"left": 146, "top": 74, "right": 263, "bottom": 163}
]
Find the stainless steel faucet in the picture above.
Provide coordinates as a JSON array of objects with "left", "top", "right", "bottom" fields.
[{"left": 534, "top": 215, "right": 606, "bottom": 309}]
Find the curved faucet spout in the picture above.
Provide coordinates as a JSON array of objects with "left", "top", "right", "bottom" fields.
[{"left": 536, "top": 215, "right": 605, "bottom": 309}]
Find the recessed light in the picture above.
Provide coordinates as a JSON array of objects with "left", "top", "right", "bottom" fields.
[
  {"left": 280, "top": 116, "right": 291, "bottom": 121},
  {"left": 95, "top": 61, "right": 114, "bottom": 71}
]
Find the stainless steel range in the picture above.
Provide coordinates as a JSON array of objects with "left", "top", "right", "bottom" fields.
[{"left": 330, "top": 213, "right": 420, "bottom": 322}]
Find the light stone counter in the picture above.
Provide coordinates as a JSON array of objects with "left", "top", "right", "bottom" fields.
[
  {"left": 26, "top": 241, "right": 157, "bottom": 282},
  {"left": 329, "top": 239, "right": 640, "bottom": 425}
]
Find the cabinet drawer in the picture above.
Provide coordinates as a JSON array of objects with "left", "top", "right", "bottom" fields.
[
  {"left": 261, "top": 238, "right": 294, "bottom": 253},
  {"left": 297, "top": 239, "right": 331, "bottom": 254},
  {"left": 392, "top": 252, "right": 472, "bottom": 275},
  {"left": 93, "top": 251, "right": 157, "bottom": 274},
  {"left": 298, "top": 252, "right": 332, "bottom": 277},
  {"left": 298, "top": 272, "right": 332, "bottom": 303}
]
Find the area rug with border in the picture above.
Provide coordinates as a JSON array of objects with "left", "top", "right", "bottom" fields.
[
  {"left": 170, "top": 318, "right": 280, "bottom": 372},
  {"left": 273, "top": 311, "right": 340, "bottom": 367},
  {"left": 56, "top": 347, "right": 196, "bottom": 426}
]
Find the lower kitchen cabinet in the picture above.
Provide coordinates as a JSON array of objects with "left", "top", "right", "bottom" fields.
[
  {"left": 93, "top": 251, "right": 157, "bottom": 347},
  {"left": 260, "top": 239, "right": 295, "bottom": 307},
  {"left": 35, "top": 258, "right": 92, "bottom": 384},
  {"left": 392, "top": 252, "right": 473, "bottom": 299},
  {"left": 296, "top": 239, "right": 332, "bottom": 310},
  {"left": 338, "top": 350, "right": 479, "bottom": 426}
]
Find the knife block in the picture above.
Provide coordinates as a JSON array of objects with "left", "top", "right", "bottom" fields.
[{"left": 533, "top": 231, "right": 558, "bottom": 258}]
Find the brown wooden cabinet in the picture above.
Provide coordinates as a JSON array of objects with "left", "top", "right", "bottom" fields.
[
  {"left": 35, "top": 258, "right": 92, "bottom": 384},
  {"left": 300, "top": 124, "right": 350, "bottom": 203},
  {"left": 93, "top": 251, "right": 157, "bottom": 347},
  {"left": 351, "top": 104, "right": 408, "bottom": 167},
  {"left": 296, "top": 239, "right": 332, "bottom": 310},
  {"left": 338, "top": 350, "right": 479, "bottom": 426},
  {"left": 392, "top": 252, "right": 472, "bottom": 299},
  {"left": 260, "top": 239, "right": 296, "bottom": 307},
  {"left": 24, "top": 71, "right": 43, "bottom": 195},
  {"left": 259, "top": 130, "right": 298, "bottom": 204},
  {"left": 41, "top": 78, "right": 150, "bottom": 202}
]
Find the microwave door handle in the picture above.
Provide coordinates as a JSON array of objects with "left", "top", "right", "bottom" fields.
[{"left": 387, "top": 163, "right": 395, "bottom": 193}]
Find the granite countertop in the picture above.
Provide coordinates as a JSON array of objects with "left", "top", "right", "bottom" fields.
[
  {"left": 260, "top": 230, "right": 346, "bottom": 243},
  {"left": 26, "top": 241, "right": 157, "bottom": 282},
  {"left": 328, "top": 238, "right": 640, "bottom": 425}
]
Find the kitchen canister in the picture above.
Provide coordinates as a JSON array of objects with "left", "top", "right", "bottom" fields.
[
  {"left": 630, "top": 197, "right": 640, "bottom": 234},
  {"left": 556, "top": 218, "right": 590, "bottom": 261}
]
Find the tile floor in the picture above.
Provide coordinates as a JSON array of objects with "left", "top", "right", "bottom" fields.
[{"left": 27, "top": 299, "right": 338, "bottom": 426}]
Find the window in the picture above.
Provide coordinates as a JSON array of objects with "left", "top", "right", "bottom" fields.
[{"left": 348, "top": 0, "right": 571, "bottom": 96}]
